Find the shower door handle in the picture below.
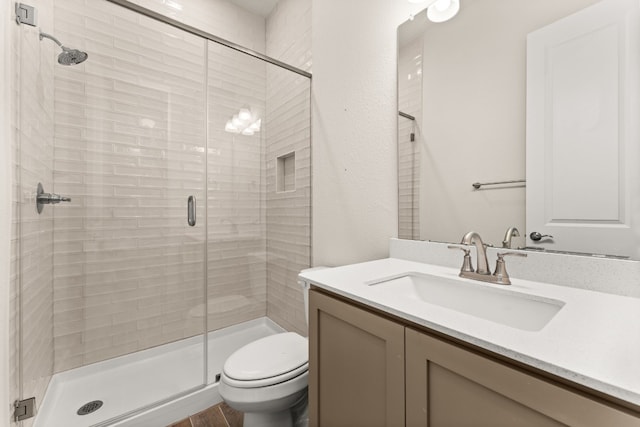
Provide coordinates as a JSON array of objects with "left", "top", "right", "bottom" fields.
[{"left": 187, "top": 196, "right": 196, "bottom": 226}]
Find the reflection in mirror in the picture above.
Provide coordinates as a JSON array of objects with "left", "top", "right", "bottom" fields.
[{"left": 397, "top": 0, "right": 640, "bottom": 259}]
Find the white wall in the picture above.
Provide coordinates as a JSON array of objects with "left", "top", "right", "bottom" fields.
[
  {"left": 311, "top": 0, "right": 421, "bottom": 267},
  {"left": 1, "top": 1, "right": 13, "bottom": 424}
]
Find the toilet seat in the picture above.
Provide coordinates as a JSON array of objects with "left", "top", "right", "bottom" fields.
[{"left": 222, "top": 332, "right": 308, "bottom": 388}]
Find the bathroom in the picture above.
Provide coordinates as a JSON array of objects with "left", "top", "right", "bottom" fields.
[{"left": 1, "top": 0, "right": 639, "bottom": 426}]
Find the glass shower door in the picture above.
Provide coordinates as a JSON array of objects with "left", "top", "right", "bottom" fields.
[{"left": 16, "top": 1, "right": 208, "bottom": 425}]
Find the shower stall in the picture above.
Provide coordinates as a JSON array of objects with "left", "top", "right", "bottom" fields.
[{"left": 9, "top": 0, "right": 311, "bottom": 425}]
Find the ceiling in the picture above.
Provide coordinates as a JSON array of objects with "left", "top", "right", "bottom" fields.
[{"left": 228, "top": 0, "right": 279, "bottom": 18}]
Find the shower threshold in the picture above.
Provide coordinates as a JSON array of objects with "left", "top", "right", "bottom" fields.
[{"left": 34, "top": 317, "right": 284, "bottom": 427}]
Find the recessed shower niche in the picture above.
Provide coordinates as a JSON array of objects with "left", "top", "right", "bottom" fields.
[{"left": 277, "top": 152, "right": 296, "bottom": 193}]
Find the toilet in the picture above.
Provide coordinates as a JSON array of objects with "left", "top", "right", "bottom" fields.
[{"left": 218, "top": 268, "right": 323, "bottom": 427}]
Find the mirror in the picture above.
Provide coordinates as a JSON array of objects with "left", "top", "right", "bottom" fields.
[{"left": 398, "top": 0, "right": 640, "bottom": 259}]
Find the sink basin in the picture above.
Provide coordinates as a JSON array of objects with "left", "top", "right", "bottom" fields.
[{"left": 368, "top": 272, "right": 564, "bottom": 331}]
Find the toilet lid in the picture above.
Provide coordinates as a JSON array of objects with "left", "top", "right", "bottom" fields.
[{"left": 223, "top": 332, "right": 308, "bottom": 385}]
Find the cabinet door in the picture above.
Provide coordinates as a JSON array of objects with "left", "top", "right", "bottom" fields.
[
  {"left": 309, "top": 290, "right": 405, "bottom": 427},
  {"left": 406, "top": 328, "right": 639, "bottom": 427}
]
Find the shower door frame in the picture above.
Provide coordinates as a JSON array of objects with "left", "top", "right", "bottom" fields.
[{"left": 106, "top": 0, "right": 312, "bottom": 79}]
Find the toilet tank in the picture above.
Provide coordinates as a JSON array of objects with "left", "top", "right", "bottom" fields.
[{"left": 297, "top": 267, "right": 329, "bottom": 326}]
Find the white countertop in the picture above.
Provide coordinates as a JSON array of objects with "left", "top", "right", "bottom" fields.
[{"left": 299, "top": 257, "right": 640, "bottom": 407}]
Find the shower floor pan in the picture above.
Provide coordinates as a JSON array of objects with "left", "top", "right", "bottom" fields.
[{"left": 34, "top": 317, "right": 284, "bottom": 427}]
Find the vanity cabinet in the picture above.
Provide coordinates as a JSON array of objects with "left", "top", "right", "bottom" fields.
[
  {"left": 308, "top": 289, "right": 405, "bottom": 427},
  {"left": 309, "top": 289, "right": 640, "bottom": 427}
]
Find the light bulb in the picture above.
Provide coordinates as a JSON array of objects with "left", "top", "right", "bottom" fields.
[
  {"left": 225, "top": 120, "right": 238, "bottom": 133},
  {"left": 238, "top": 107, "right": 252, "bottom": 121},
  {"left": 433, "top": 0, "right": 451, "bottom": 12},
  {"left": 427, "top": 0, "right": 459, "bottom": 22},
  {"left": 249, "top": 119, "right": 261, "bottom": 131}
]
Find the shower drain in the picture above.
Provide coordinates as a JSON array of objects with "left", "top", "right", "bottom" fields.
[{"left": 77, "top": 400, "right": 103, "bottom": 416}]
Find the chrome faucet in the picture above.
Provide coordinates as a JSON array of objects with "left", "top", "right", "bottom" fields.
[
  {"left": 449, "top": 231, "right": 527, "bottom": 285},
  {"left": 502, "top": 226, "right": 520, "bottom": 249},
  {"left": 460, "top": 231, "right": 490, "bottom": 274}
]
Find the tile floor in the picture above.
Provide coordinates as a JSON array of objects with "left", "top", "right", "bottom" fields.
[{"left": 168, "top": 402, "right": 243, "bottom": 427}]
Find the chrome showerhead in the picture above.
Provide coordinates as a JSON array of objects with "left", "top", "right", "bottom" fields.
[
  {"left": 58, "top": 47, "right": 88, "bottom": 66},
  {"left": 39, "top": 32, "right": 88, "bottom": 66}
]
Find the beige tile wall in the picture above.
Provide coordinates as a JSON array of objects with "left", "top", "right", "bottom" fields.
[
  {"left": 49, "top": 0, "right": 313, "bottom": 371},
  {"left": 266, "top": 0, "right": 312, "bottom": 71},
  {"left": 398, "top": 37, "right": 422, "bottom": 240},
  {"left": 265, "top": 0, "right": 312, "bottom": 335},
  {"left": 52, "top": 0, "right": 208, "bottom": 372},
  {"left": 206, "top": 42, "right": 268, "bottom": 331},
  {"left": 129, "top": 0, "right": 266, "bottom": 54}
]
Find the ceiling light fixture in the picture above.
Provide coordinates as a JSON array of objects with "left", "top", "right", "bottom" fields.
[
  {"left": 427, "top": 0, "right": 459, "bottom": 23},
  {"left": 408, "top": 0, "right": 460, "bottom": 23}
]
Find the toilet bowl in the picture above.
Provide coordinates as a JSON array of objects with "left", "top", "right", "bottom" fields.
[
  {"left": 219, "top": 332, "right": 308, "bottom": 427},
  {"left": 218, "top": 267, "right": 325, "bottom": 427}
]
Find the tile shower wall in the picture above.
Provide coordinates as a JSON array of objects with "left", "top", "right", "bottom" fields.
[
  {"left": 265, "top": 0, "right": 312, "bottom": 335},
  {"left": 206, "top": 42, "right": 267, "bottom": 331},
  {"left": 48, "top": 0, "right": 294, "bottom": 371},
  {"left": 52, "top": 1, "right": 208, "bottom": 372},
  {"left": 129, "top": 0, "right": 266, "bottom": 54},
  {"left": 398, "top": 37, "right": 422, "bottom": 240}
]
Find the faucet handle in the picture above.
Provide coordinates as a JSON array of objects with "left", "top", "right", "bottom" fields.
[
  {"left": 493, "top": 252, "right": 527, "bottom": 285},
  {"left": 497, "top": 251, "right": 528, "bottom": 259},
  {"left": 448, "top": 243, "right": 469, "bottom": 250},
  {"left": 448, "top": 244, "right": 474, "bottom": 273}
]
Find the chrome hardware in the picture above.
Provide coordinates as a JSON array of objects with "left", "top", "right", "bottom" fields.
[
  {"left": 530, "top": 231, "right": 553, "bottom": 241},
  {"left": 472, "top": 179, "right": 526, "bottom": 189},
  {"left": 398, "top": 111, "right": 416, "bottom": 121},
  {"left": 447, "top": 244, "right": 474, "bottom": 273},
  {"left": 502, "top": 226, "right": 520, "bottom": 248},
  {"left": 492, "top": 252, "right": 528, "bottom": 285},
  {"left": 451, "top": 232, "right": 528, "bottom": 286},
  {"left": 14, "top": 398, "right": 35, "bottom": 421},
  {"left": 187, "top": 195, "right": 196, "bottom": 226},
  {"left": 15, "top": 3, "right": 36, "bottom": 26},
  {"left": 36, "top": 183, "right": 71, "bottom": 214},
  {"left": 460, "top": 231, "right": 490, "bottom": 274}
]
